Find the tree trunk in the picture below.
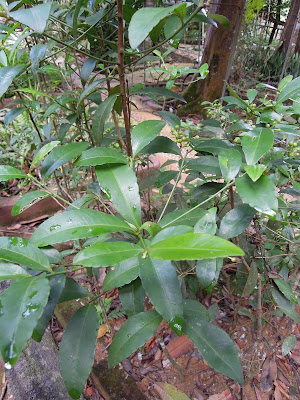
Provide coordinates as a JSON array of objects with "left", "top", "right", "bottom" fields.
[
  {"left": 268, "top": 0, "right": 282, "bottom": 45},
  {"left": 178, "top": 0, "right": 246, "bottom": 116},
  {"left": 279, "top": 0, "right": 300, "bottom": 54}
]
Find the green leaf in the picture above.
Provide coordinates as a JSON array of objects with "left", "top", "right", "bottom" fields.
[
  {"left": 183, "top": 316, "right": 244, "bottom": 384},
  {"left": 32, "top": 274, "right": 66, "bottom": 342},
  {"left": 11, "top": 191, "right": 50, "bottom": 216},
  {"left": 193, "top": 138, "right": 235, "bottom": 155},
  {"left": 41, "top": 142, "right": 89, "bottom": 178},
  {"left": 242, "top": 262, "right": 258, "bottom": 297},
  {"left": 241, "top": 128, "right": 274, "bottom": 165},
  {"left": 9, "top": 3, "right": 52, "bottom": 34},
  {"left": 78, "top": 79, "right": 105, "bottom": 105},
  {"left": 80, "top": 58, "right": 97, "bottom": 82},
  {"left": 271, "top": 288, "right": 300, "bottom": 322},
  {"left": 108, "top": 310, "right": 162, "bottom": 367},
  {"left": 273, "top": 279, "right": 297, "bottom": 303},
  {"left": 74, "top": 147, "right": 127, "bottom": 167},
  {"left": 149, "top": 233, "right": 244, "bottom": 260},
  {"left": 207, "top": 13, "right": 230, "bottom": 28},
  {"left": 282, "top": 335, "right": 296, "bottom": 356},
  {"left": 135, "top": 87, "right": 186, "bottom": 103},
  {"left": 219, "top": 204, "right": 256, "bottom": 239},
  {"left": 0, "top": 237, "right": 51, "bottom": 272},
  {"left": 103, "top": 256, "right": 140, "bottom": 292},
  {"left": 4, "top": 107, "right": 26, "bottom": 125},
  {"left": 151, "top": 226, "right": 193, "bottom": 245},
  {"left": 72, "top": 0, "right": 84, "bottom": 37},
  {"left": 74, "top": 241, "right": 142, "bottom": 267},
  {"left": 0, "top": 261, "right": 30, "bottom": 281},
  {"left": 244, "top": 164, "right": 266, "bottom": 182},
  {"left": 59, "top": 305, "right": 99, "bottom": 399},
  {"left": 92, "top": 95, "right": 117, "bottom": 147},
  {"left": 235, "top": 175, "right": 278, "bottom": 216},
  {"left": 277, "top": 76, "right": 300, "bottom": 103},
  {"left": 29, "top": 209, "right": 133, "bottom": 247},
  {"left": 131, "top": 120, "right": 165, "bottom": 157},
  {"left": 0, "top": 165, "right": 27, "bottom": 181},
  {"left": 118, "top": 278, "right": 145, "bottom": 317},
  {"left": 58, "top": 277, "right": 90, "bottom": 303},
  {"left": 140, "top": 257, "right": 183, "bottom": 325},
  {"left": 245, "top": 0, "right": 266, "bottom": 23},
  {"left": 96, "top": 164, "right": 141, "bottom": 227},
  {"left": 128, "top": 4, "right": 183, "bottom": 49},
  {"left": 0, "top": 275, "right": 50, "bottom": 368},
  {"left": 156, "top": 111, "right": 181, "bottom": 129},
  {"left": 31, "top": 141, "right": 60, "bottom": 167},
  {"left": 154, "top": 383, "right": 190, "bottom": 400},
  {"left": 140, "top": 221, "right": 162, "bottom": 238},
  {"left": 0, "top": 65, "right": 24, "bottom": 98},
  {"left": 196, "top": 259, "right": 221, "bottom": 289},
  {"left": 186, "top": 156, "right": 221, "bottom": 176},
  {"left": 194, "top": 208, "right": 217, "bottom": 235},
  {"left": 139, "top": 136, "right": 181, "bottom": 156},
  {"left": 183, "top": 299, "right": 210, "bottom": 322},
  {"left": 218, "top": 149, "right": 242, "bottom": 181},
  {"left": 247, "top": 89, "right": 258, "bottom": 103},
  {"left": 158, "top": 208, "right": 206, "bottom": 228},
  {"left": 41, "top": 246, "right": 63, "bottom": 264}
]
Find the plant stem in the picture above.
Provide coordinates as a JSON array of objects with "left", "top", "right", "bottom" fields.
[{"left": 155, "top": 334, "right": 185, "bottom": 382}]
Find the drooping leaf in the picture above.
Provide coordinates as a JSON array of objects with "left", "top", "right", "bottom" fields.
[
  {"left": 183, "top": 316, "right": 244, "bottom": 384},
  {"left": 108, "top": 310, "right": 162, "bottom": 367},
  {"left": 158, "top": 208, "right": 206, "bottom": 228},
  {"left": 156, "top": 111, "right": 181, "bottom": 129},
  {"left": 154, "top": 382, "right": 190, "bottom": 400},
  {"left": 135, "top": 87, "right": 186, "bottom": 103},
  {"left": 271, "top": 288, "right": 300, "bottom": 322},
  {"left": 207, "top": 13, "right": 230, "bottom": 28},
  {"left": 139, "top": 136, "right": 181, "bottom": 156},
  {"left": 140, "top": 257, "right": 183, "bottom": 326},
  {"left": 58, "top": 277, "right": 90, "bottom": 303},
  {"left": 277, "top": 76, "right": 300, "bottom": 103},
  {"left": 80, "top": 57, "right": 97, "bottom": 82},
  {"left": 32, "top": 274, "right": 66, "bottom": 342},
  {"left": 74, "top": 147, "right": 127, "bottom": 167},
  {"left": 118, "top": 278, "right": 145, "bottom": 317},
  {"left": 219, "top": 204, "right": 256, "bottom": 239},
  {"left": 244, "top": 164, "right": 267, "bottom": 182},
  {"left": 282, "top": 335, "right": 296, "bottom": 356},
  {"left": 218, "top": 149, "right": 242, "bottom": 181},
  {"left": 31, "top": 141, "right": 60, "bottom": 167},
  {"left": 0, "top": 275, "right": 50, "bottom": 368},
  {"left": 92, "top": 95, "right": 118, "bottom": 146},
  {"left": 235, "top": 175, "right": 278, "bottom": 216},
  {"left": 103, "top": 256, "right": 140, "bottom": 292},
  {"left": 131, "top": 120, "right": 165, "bottom": 157},
  {"left": 72, "top": 0, "right": 84, "bottom": 37},
  {"left": 242, "top": 262, "right": 258, "bottom": 297},
  {"left": 0, "top": 237, "right": 51, "bottom": 272},
  {"left": 41, "top": 142, "right": 89, "bottom": 178},
  {"left": 10, "top": 3, "right": 52, "bottom": 34},
  {"left": 0, "top": 165, "right": 27, "bottom": 181},
  {"left": 186, "top": 156, "right": 221, "bottom": 176},
  {"left": 140, "top": 221, "right": 162, "bottom": 238},
  {"left": 73, "top": 241, "right": 142, "bottom": 267},
  {"left": 96, "top": 164, "right": 141, "bottom": 227},
  {"left": 194, "top": 208, "right": 217, "bottom": 235},
  {"left": 11, "top": 191, "right": 50, "bottom": 216},
  {"left": 182, "top": 299, "right": 210, "bottom": 322},
  {"left": 29, "top": 209, "right": 133, "bottom": 247},
  {"left": 196, "top": 259, "right": 221, "bottom": 289},
  {"left": 59, "top": 305, "right": 99, "bottom": 399},
  {"left": 149, "top": 233, "right": 244, "bottom": 260},
  {"left": 0, "top": 261, "right": 30, "bottom": 281},
  {"left": 273, "top": 279, "right": 297, "bottom": 303},
  {"left": 193, "top": 138, "right": 235, "bottom": 155},
  {"left": 241, "top": 128, "right": 273, "bottom": 165},
  {"left": 4, "top": 107, "right": 25, "bottom": 125},
  {"left": 0, "top": 65, "right": 24, "bottom": 98}
]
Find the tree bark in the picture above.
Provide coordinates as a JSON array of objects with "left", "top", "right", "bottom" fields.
[
  {"left": 279, "top": 0, "right": 300, "bottom": 54},
  {"left": 178, "top": 0, "right": 246, "bottom": 116}
]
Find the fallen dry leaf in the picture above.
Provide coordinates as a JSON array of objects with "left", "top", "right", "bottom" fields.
[
  {"left": 207, "top": 389, "right": 232, "bottom": 400},
  {"left": 97, "top": 323, "right": 108, "bottom": 339},
  {"left": 274, "top": 382, "right": 283, "bottom": 400},
  {"left": 260, "top": 357, "right": 277, "bottom": 392},
  {"left": 164, "top": 334, "right": 194, "bottom": 359},
  {"left": 153, "top": 382, "right": 190, "bottom": 400}
]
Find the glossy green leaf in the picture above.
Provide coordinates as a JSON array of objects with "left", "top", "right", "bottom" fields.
[
  {"left": 235, "top": 175, "right": 278, "bottom": 216},
  {"left": 72, "top": 0, "right": 84, "bottom": 37},
  {"left": 32, "top": 274, "right": 66, "bottom": 342},
  {"left": 58, "top": 277, "right": 90, "bottom": 303},
  {"left": 41, "top": 246, "right": 63, "bottom": 264},
  {"left": 149, "top": 233, "right": 244, "bottom": 260},
  {"left": 0, "top": 275, "right": 50, "bottom": 368},
  {"left": 108, "top": 310, "right": 162, "bottom": 368},
  {"left": 59, "top": 305, "right": 99, "bottom": 399},
  {"left": 156, "top": 111, "right": 181, "bottom": 129},
  {"left": 192, "top": 182, "right": 225, "bottom": 203},
  {"left": 0, "top": 165, "right": 27, "bottom": 181},
  {"left": 0, "top": 262, "right": 30, "bottom": 281},
  {"left": 193, "top": 138, "right": 235, "bottom": 155},
  {"left": 11, "top": 191, "right": 50, "bottom": 216},
  {"left": 140, "top": 221, "right": 162, "bottom": 238},
  {"left": 41, "top": 142, "right": 89, "bottom": 178},
  {"left": 158, "top": 208, "right": 206, "bottom": 229},
  {"left": 277, "top": 76, "right": 300, "bottom": 103},
  {"left": 183, "top": 299, "right": 210, "bottom": 321},
  {"left": 242, "top": 262, "right": 258, "bottom": 297},
  {"left": 196, "top": 259, "right": 222, "bottom": 289},
  {"left": 244, "top": 164, "right": 266, "bottom": 182},
  {"left": 128, "top": 4, "right": 183, "bottom": 49},
  {"left": 135, "top": 87, "right": 186, "bottom": 103},
  {"left": 103, "top": 256, "right": 140, "bottom": 292},
  {"left": 194, "top": 208, "right": 217, "bottom": 235},
  {"left": 271, "top": 288, "right": 300, "bottom": 322},
  {"left": 78, "top": 79, "right": 105, "bottom": 105},
  {"left": 186, "top": 156, "right": 221, "bottom": 176},
  {"left": 96, "top": 164, "right": 141, "bottom": 227},
  {"left": 139, "top": 136, "right": 181, "bottom": 156},
  {"left": 118, "top": 278, "right": 145, "bottom": 317},
  {"left": 140, "top": 257, "right": 183, "bottom": 324},
  {"left": 207, "top": 13, "right": 230, "bottom": 28},
  {"left": 92, "top": 95, "right": 117, "bottom": 146},
  {"left": 183, "top": 316, "right": 244, "bottom": 384},
  {"left": 74, "top": 148, "right": 127, "bottom": 167},
  {"left": 247, "top": 89, "right": 258, "bottom": 103},
  {"left": 0, "top": 65, "right": 24, "bottom": 98},
  {"left": 31, "top": 141, "right": 60, "bottom": 167},
  {"left": 274, "top": 279, "right": 297, "bottom": 303},
  {"left": 218, "top": 149, "right": 242, "bottom": 181},
  {"left": 151, "top": 226, "right": 193, "bottom": 245},
  {"left": 0, "top": 237, "right": 51, "bottom": 272},
  {"left": 74, "top": 241, "right": 142, "bottom": 267},
  {"left": 241, "top": 128, "right": 273, "bottom": 165},
  {"left": 219, "top": 204, "right": 256, "bottom": 239},
  {"left": 10, "top": 3, "right": 52, "bottom": 34},
  {"left": 80, "top": 57, "right": 97, "bottom": 82},
  {"left": 4, "top": 107, "right": 26, "bottom": 125},
  {"left": 282, "top": 335, "right": 296, "bottom": 356},
  {"left": 29, "top": 209, "right": 133, "bottom": 247},
  {"left": 131, "top": 120, "right": 165, "bottom": 157},
  {"left": 154, "top": 383, "right": 190, "bottom": 400}
]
